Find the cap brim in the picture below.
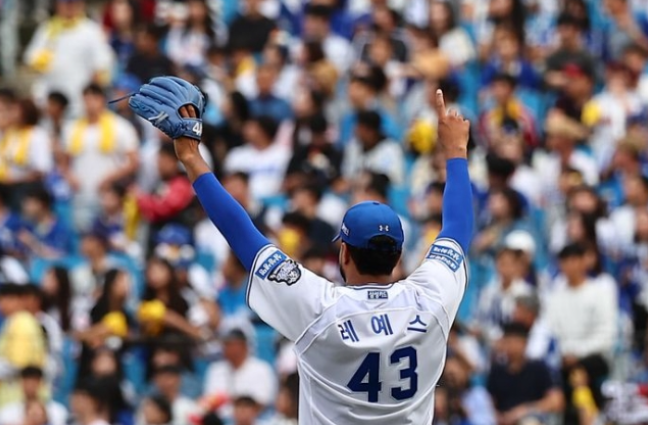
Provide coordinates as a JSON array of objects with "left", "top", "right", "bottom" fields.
[{"left": 332, "top": 233, "right": 341, "bottom": 243}]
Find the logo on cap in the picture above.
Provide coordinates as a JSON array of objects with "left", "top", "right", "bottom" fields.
[{"left": 341, "top": 223, "right": 350, "bottom": 236}]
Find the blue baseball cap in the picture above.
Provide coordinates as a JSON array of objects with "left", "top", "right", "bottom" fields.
[{"left": 333, "top": 201, "right": 404, "bottom": 251}]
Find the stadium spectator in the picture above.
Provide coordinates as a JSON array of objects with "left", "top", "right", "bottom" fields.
[
  {"left": 429, "top": 1, "right": 475, "bottom": 68},
  {"left": 18, "top": 186, "right": 72, "bottom": 260},
  {"left": 0, "top": 366, "right": 67, "bottom": 425},
  {"left": 138, "top": 395, "right": 172, "bottom": 425},
  {"left": 0, "top": 284, "right": 47, "bottom": 407},
  {"left": 228, "top": 0, "right": 276, "bottom": 54},
  {"left": 224, "top": 116, "right": 290, "bottom": 200},
  {"left": 271, "top": 373, "right": 299, "bottom": 425},
  {"left": 341, "top": 110, "right": 405, "bottom": 186},
  {"left": 24, "top": 0, "right": 114, "bottom": 116},
  {"left": 147, "top": 365, "right": 197, "bottom": 425},
  {"left": 64, "top": 84, "right": 139, "bottom": 231},
  {"left": 546, "top": 244, "right": 617, "bottom": 408},
  {"left": 248, "top": 64, "right": 293, "bottom": 123},
  {"left": 43, "top": 91, "right": 69, "bottom": 146},
  {"left": 203, "top": 329, "right": 276, "bottom": 418},
  {"left": 126, "top": 24, "right": 176, "bottom": 85},
  {"left": 70, "top": 379, "right": 111, "bottom": 425}
]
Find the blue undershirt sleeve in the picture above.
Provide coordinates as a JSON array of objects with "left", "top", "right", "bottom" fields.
[
  {"left": 437, "top": 158, "right": 474, "bottom": 253},
  {"left": 192, "top": 172, "right": 271, "bottom": 271}
]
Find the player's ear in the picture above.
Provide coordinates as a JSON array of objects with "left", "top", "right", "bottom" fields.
[{"left": 341, "top": 243, "right": 350, "bottom": 265}]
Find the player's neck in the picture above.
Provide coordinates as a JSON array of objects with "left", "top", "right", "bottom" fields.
[{"left": 345, "top": 274, "right": 394, "bottom": 287}]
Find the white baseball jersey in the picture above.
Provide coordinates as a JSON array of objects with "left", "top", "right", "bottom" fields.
[{"left": 247, "top": 238, "right": 467, "bottom": 425}]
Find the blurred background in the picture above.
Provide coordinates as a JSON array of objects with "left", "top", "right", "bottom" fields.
[{"left": 1, "top": 0, "right": 648, "bottom": 424}]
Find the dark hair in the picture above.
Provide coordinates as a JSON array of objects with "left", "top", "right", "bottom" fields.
[
  {"left": 363, "top": 172, "right": 390, "bottom": 200},
  {"left": 91, "top": 269, "right": 126, "bottom": 323},
  {"left": 24, "top": 185, "right": 53, "bottom": 210},
  {"left": 303, "top": 40, "right": 326, "bottom": 63},
  {"left": 229, "top": 91, "right": 250, "bottom": 122},
  {"left": 0, "top": 88, "right": 17, "bottom": 104},
  {"left": 308, "top": 113, "right": 328, "bottom": 134},
  {"left": 45, "top": 267, "right": 72, "bottom": 331},
  {"left": 486, "top": 153, "right": 516, "bottom": 180},
  {"left": 431, "top": 1, "right": 456, "bottom": 33},
  {"left": 356, "top": 110, "right": 382, "bottom": 131},
  {"left": 305, "top": 4, "right": 333, "bottom": 19},
  {"left": 138, "top": 22, "right": 165, "bottom": 42},
  {"left": 426, "top": 181, "right": 446, "bottom": 195},
  {"left": 351, "top": 65, "right": 388, "bottom": 92},
  {"left": 0, "top": 283, "right": 25, "bottom": 297},
  {"left": 491, "top": 72, "right": 518, "bottom": 89},
  {"left": 158, "top": 142, "right": 177, "bottom": 159},
  {"left": 20, "top": 366, "right": 44, "bottom": 379},
  {"left": 83, "top": 83, "right": 106, "bottom": 98},
  {"left": 185, "top": 0, "right": 216, "bottom": 40},
  {"left": 233, "top": 395, "right": 259, "bottom": 407},
  {"left": 302, "top": 246, "right": 329, "bottom": 261},
  {"left": 225, "top": 171, "right": 250, "bottom": 185},
  {"left": 557, "top": 13, "right": 583, "bottom": 30},
  {"left": 558, "top": 242, "right": 587, "bottom": 259},
  {"left": 47, "top": 91, "right": 69, "bottom": 109},
  {"left": 502, "top": 321, "right": 530, "bottom": 338},
  {"left": 493, "top": 187, "right": 524, "bottom": 220},
  {"left": 16, "top": 99, "right": 40, "bottom": 128},
  {"left": 143, "top": 258, "right": 189, "bottom": 316},
  {"left": 251, "top": 115, "right": 279, "bottom": 140},
  {"left": 282, "top": 212, "right": 311, "bottom": 234},
  {"left": 570, "top": 211, "right": 598, "bottom": 245},
  {"left": 294, "top": 183, "right": 324, "bottom": 203},
  {"left": 306, "top": 89, "right": 326, "bottom": 114},
  {"left": 346, "top": 235, "right": 401, "bottom": 276},
  {"left": 282, "top": 372, "right": 300, "bottom": 419}
]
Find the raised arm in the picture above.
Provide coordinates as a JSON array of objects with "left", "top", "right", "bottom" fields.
[
  {"left": 173, "top": 106, "right": 270, "bottom": 270},
  {"left": 433, "top": 90, "right": 474, "bottom": 253}
]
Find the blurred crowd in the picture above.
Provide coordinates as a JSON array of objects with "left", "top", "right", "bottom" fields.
[{"left": 2, "top": 0, "right": 648, "bottom": 424}]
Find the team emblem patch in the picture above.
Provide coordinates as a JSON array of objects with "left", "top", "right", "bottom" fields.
[{"left": 268, "top": 259, "right": 302, "bottom": 286}]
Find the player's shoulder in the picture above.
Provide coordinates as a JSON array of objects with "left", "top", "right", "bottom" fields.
[{"left": 421, "top": 237, "right": 466, "bottom": 273}]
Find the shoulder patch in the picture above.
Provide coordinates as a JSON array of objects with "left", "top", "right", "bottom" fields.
[
  {"left": 255, "top": 251, "right": 288, "bottom": 279},
  {"left": 268, "top": 259, "right": 302, "bottom": 286},
  {"left": 426, "top": 244, "right": 464, "bottom": 272}
]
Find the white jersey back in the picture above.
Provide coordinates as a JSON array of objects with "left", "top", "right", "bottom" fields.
[{"left": 247, "top": 238, "right": 467, "bottom": 425}]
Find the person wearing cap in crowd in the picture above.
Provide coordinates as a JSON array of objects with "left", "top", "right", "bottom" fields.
[
  {"left": 63, "top": 83, "right": 139, "bottom": 232},
  {"left": 341, "top": 110, "right": 405, "bottom": 186},
  {"left": 0, "top": 366, "right": 68, "bottom": 425},
  {"left": 24, "top": 0, "right": 114, "bottom": 117},
  {"left": 203, "top": 328, "right": 276, "bottom": 420},
  {"left": 545, "top": 243, "right": 618, "bottom": 411},
  {"left": 0, "top": 284, "right": 47, "bottom": 407},
  {"left": 487, "top": 322, "right": 564, "bottom": 425},
  {"left": 511, "top": 294, "right": 560, "bottom": 370},
  {"left": 145, "top": 365, "right": 198, "bottom": 425}
]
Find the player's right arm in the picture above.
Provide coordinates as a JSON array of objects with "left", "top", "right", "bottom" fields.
[
  {"left": 174, "top": 106, "right": 334, "bottom": 341},
  {"left": 408, "top": 91, "right": 473, "bottom": 320}
]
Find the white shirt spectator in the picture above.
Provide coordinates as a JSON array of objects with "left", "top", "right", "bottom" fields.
[
  {"left": 439, "top": 27, "right": 476, "bottom": 68},
  {"left": 63, "top": 113, "right": 138, "bottom": 229},
  {"left": 203, "top": 356, "right": 276, "bottom": 408},
  {"left": 24, "top": 18, "right": 114, "bottom": 116},
  {"left": 342, "top": 137, "right": 405, "bottom": 186},
  {"left": 0, "top": 400, "right": 67, "bottom": 425},
  {"left": 546, "top": 279, "right": 618, "bottom": 358},
  {"left": 0, "top": 126, "right": 52, "bottom": 181},
  {"left": 610, "top": 205, "right": 642, "bottom": 252},
  {"left": 224, "top": 143, "right": 291, "bottom": 200}
]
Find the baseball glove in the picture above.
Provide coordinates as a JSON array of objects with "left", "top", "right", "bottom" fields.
[{"left": 128, "top": 76, "right": 205, "bottom": 141}]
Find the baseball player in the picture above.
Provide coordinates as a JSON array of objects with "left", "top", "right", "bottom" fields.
[{"left": 128, "top": 77, "right": 473, "bottom": 424}]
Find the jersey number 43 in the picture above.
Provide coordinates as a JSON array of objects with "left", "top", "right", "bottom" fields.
[{"left": 347, "top": 346, "right": 418, "bottom": 403}]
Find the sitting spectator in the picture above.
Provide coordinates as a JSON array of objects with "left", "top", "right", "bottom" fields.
[
  {"left": 93, "top": 182, "right": 140, "bottom": 256},
  {"left": 0, "top": 98, "right": 52, "bottom": 196},
  {"left": 228, "top": 0, "right": 276, "bottom": 54},
  {"left": 140, "top": 257, "right": 201, "bottom": 341},
  {"left": 149, "top": 344, "right": 201, "bottom": 400},
  {"left": 546, "top": 244, "right": 618, "bottom": 410},
  {"left": 429, "top": 1, "right": 475, "bottom": 68},
  {"left": 341, "top": 110, "right": 405, "bottom": 186},
  {"left": 248, "top": 64, "right": 293, "bottom": 123},
  {"left": 203, "top": 329, "right": 276, "bottom": 418},
  {"left": 610, "top": 173, "right": 648, "bottom": 252},
  {"left": 512, "top": 294, "right": 559, "bottom": 368},
  {"left": 299, "top": 4, "right": 352, "bottom": 73},
  {"left": 75, "top": 269, "right": 132, "bottom": 378},
  {"left": 146, "top": 365, "right": 197, "bottom": 425},
  {"left": 271, "top": 373, "right": 299, "bottom": 425},
  {"left": 24, "top": 0, "right": 114, "bottom": 116},
  {"left": 0, "top": 366, "right": 67, "bottom": 425},
  {"left": 64, "top": 84, "right": 139, "bottom": 231},
  {"left": 0, "top": 185, "right": 21, "bottom": 255},
  {"left": 217, "top": 252, "right": 253, "bottom": 329},
  {"left": 43, "top": 91, "right": 69, "bottom": 148},
  {"left": 165, "top": 0, "right": 225, "bottom": 68},
  {"left": 473, "top": 247, "right": 534, "bottom": 344},
  {"left": 436, "top": 355, "right": 495, "bottom": 425},
  {"left": 17, "top": 186, "right": 72, "bottom": 260},
  {"left": 281, "top": 184, "right": 335, "bottom": 248},
  {"left": 487, "top": 323, "right": 564, "bottom": 425},
  {"left": 224, "top": 116, "right": 290, "bottom": 200},
  {"left": 479, "top": 73, "right": 538, "bottom": 151},
  {"left": 126, "top": 24, "right": 175, "bottom": 85},
  {"left": 135, "top": 143, "right": 196, "bottom": 237},
  {"left": 0, "top": 284, "right": 47, "bottom": 407}
]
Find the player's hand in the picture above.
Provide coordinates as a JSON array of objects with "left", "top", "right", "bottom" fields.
[
  {"left": 175, "top": 105, "right": 201, "bottom": 162},
  {"left": 434, "top": 89, "right": 469, "bottom": 159}
]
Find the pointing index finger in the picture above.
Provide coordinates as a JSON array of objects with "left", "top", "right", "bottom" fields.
[{"left": 435, "top": 89, "right": 446, "bottom": 117}]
